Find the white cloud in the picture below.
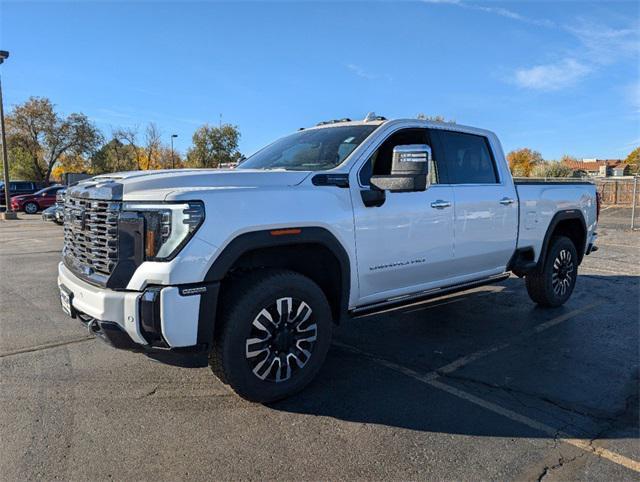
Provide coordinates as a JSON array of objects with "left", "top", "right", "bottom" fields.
[
  {"left": 514, "top": 59, "right": 591, "bottom": 91},
  {"left": 564, "top": 19, "right": 640, "bottom": 64},
  {"left": 345, "top": 63, "right": 391, "bottom": 82},
  {"left": 566, "top": 19, "right": 640, "bottom": 66},
  {"left": 627, "top": 82, "right": 640, "bottom": 113},
  {"left": 422, "top": 0, "right": 554, "bottom": 28},
  {"left": 423, "top": 0, "right": 639, "bottom": 97},
  {"left": 513, "top": 18, "right": 639, "bottom": 91}
]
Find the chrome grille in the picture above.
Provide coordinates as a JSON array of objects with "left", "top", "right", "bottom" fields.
[{"left": 63, "top": 196, "right": 121, "bottom": 276}]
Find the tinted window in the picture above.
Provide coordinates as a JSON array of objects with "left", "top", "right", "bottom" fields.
[
  {"left": 15, "top": 182, "right": 33, "bottom": 190},
  {"left": 359, "top": 128, "right": 442, "bottom": 185},
  {"left": 435, "top": 131, "right": 498, "bottom": 184}
]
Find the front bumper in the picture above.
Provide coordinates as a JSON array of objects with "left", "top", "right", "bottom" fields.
[{"left": 57, "top": 262, "right": 218, "bottom": 352}]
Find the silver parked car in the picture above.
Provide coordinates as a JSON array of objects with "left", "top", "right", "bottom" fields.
[{"left": 42, "top": 188, "right": 66, "bottom": 225}]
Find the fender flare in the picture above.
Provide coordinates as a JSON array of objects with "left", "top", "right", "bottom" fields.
[
  {"left": 203, "top": 227, "right": 352, "bottom": 319},
  {"left": 537, "top": 209, "right": 587, "bottom": 268}
]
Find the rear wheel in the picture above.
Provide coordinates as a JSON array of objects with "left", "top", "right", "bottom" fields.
[
  {"left": 525, "top": 236, "right": 578, "bottom": 307},
  {"left": 24, "top": 202, "right": 39, "bottom": 214},
  {"left": 209, "top": 269, "right": 333, "bottom": 402}
]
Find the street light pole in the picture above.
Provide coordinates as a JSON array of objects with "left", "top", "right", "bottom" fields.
[
  {"left": 170, "top": 134, "right": 178, "bottom": 169},
  {"left": 0, "top": 50, "right": 16, "bottom": 220}
]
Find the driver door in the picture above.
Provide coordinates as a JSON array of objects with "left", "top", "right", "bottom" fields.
[{"left": 351, "top": 128, "right": 455, "bottom": 306}]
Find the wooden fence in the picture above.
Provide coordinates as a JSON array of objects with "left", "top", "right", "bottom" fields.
[{"left": 595, "top": 178, "right": 640, "bottom": 206}]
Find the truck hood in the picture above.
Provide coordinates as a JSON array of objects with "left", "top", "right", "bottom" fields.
[{"left": 86, "top": 169, "right": 313, "bottom": 200}]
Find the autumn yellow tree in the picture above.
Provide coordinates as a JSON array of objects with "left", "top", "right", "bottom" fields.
[
  {"left": 51, "top": 154, "right": 90, "bottom": 181},
  {"left": 507, "top": 148, "right": 543, "bottom": 177},
  {"left": 625, "top": 147, "right": 640, "bottom": 174}
]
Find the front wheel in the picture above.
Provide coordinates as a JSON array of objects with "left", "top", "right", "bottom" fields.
[
  {"left": 209, "top": 269, "right": 333, "bottom": 403},
  {"left": 525, "top": 236, "right": 578, "bottom": 307},
  {"left": 24, "top": 202, "right": 39, "bottom": 214}
]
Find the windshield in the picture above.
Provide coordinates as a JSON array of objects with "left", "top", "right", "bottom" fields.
[{"left": 238, "top": 125, "right": 378, "bottom": 171}]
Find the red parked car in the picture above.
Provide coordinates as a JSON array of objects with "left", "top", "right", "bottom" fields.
[{"left": 11, "top": 185, "right": 65, "bottom": 214}]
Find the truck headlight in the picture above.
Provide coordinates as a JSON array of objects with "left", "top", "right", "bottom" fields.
[{"left": 122, "top": 201, "right": 205, "bottom": 260}]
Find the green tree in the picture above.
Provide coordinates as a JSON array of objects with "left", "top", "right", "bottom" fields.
[
  {"left": 186, "top": 124, "right": 242, "bottom": 168},
  {"left": 625, "top": 147, "right": 640, "bottom": 174},
  {"left": 7, "top": 146, "right": 39, "bottom": 180},
  {"left": 91, "top": 138, "right": 139, "bottom": 174},
  {"left": 531, "top": 161, "right": 573, "bottom": 178},
  {"left": 6, "top": 97, "right": 103, "bottom": 183},
  {"left": 507, "top": 148, "right": 543, "bottom": 177}
]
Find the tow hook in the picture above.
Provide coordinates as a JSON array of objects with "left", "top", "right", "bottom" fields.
[{"left": 87, "top": 318, "right": 100, "bottom": 334}]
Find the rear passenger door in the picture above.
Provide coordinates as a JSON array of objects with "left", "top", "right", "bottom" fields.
[{"left": 431, "top": 130, "right": 518, "bottom": 279}]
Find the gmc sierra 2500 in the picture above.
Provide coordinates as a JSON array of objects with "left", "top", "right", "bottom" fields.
[{"left": 58, "top": 114, "right": 599, "bottom": 402}]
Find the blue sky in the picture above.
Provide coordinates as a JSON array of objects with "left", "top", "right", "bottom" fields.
[{"left": 1, "top": 1, "right": 639, "bottom": 160}]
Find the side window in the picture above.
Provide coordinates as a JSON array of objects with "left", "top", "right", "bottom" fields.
[
  {"left": 359, "top": 128, "right": 440, "bottom": 185},
  {"left": 434, "top": 130, "right": 498, "bottom": 184}
]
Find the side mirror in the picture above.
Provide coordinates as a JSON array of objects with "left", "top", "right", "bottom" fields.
[{"left": 369, "top": 144, "right": 431, "bottom": 192}]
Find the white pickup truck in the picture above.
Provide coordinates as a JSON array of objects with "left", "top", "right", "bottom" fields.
[{"left": 58, "top": 115, "right": 599, "bottom": 402}]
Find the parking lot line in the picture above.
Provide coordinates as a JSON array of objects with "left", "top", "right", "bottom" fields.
[
  {"left": 336, "top": 303, "right": 601, "bottom": 381},
  {"left": 334, "top": 339, "right": 639, "bottom": 474},
  {"left": 583, "top": 266, "right": 640, "bottom": 276},
  {"left": 0, "top": 336, "right": 94, "bottom": 359},
  {"left": 333, "top": 301, "right": 640, "bottom": 474},
  {"left": 596, "top": 242, "right": 640, "bottom": 249},
  {"left": 427, "top": 380, "right": 640, "bottom": 473},
  {"left": 436, "top": 303, "right": 600, "bottom": 375}
]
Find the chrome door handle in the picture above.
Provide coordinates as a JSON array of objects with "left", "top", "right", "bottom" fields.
[
  {"left": 499, "top": 197, "right": 515, "bottom": 205},
  {"left": 431, "top": 200, "right": 451, "bottom": 209}
]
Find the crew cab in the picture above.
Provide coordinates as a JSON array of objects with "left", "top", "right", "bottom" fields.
[
  {"left": 11, "top": 185, "right": 65, "bottom": 214},
  {"left": 57, "top": 115, "right": 599, "bottom": 402}
]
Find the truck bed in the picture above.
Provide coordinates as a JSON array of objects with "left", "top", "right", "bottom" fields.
[{"left": 515, "top": 181, "right": 598, "bottom": 261}]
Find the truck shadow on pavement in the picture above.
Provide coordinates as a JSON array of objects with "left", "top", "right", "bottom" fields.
[{"left": 269, "top": 275, "right": 639, "bottom": 440}]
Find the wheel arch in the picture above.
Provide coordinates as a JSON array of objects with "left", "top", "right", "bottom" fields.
[
  {"left": 538, "top": 210, "right": 587, "bottom": 268},
  {"left": 204, "top": 227, "right": 351, "bottom": 323}
]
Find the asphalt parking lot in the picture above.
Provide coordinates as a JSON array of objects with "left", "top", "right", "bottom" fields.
[{"left": 1, "top": 208, "right": 638, "bottom": 481}]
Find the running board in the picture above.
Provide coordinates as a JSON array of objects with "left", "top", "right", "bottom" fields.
[{"left": 350, "top": 273, "right": 511, "bottom": 318}]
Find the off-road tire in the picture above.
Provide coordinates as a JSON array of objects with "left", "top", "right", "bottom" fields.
[
  {"left": 209, "top": 269, "right": 333, "bottom": 403},
  {"left": 526, "top": 236, "right": 578, "bottom": 307}
]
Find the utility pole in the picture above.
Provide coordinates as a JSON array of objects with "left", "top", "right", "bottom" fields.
[
  {"left": 632, "top": 175, "right": 638, "bottom": 230},
  {"left": 170, "top": 134, "right": 178, "bottom": 169},
  {"left": 0, "top": 50, "right": 16, "bottom": 220}
]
